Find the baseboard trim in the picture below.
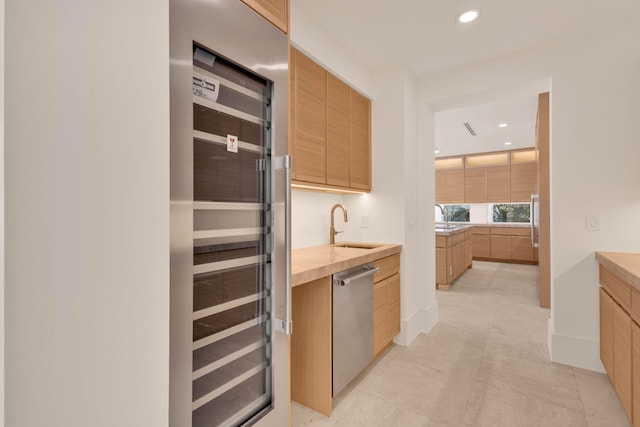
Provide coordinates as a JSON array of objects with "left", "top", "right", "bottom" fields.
[
  {"left": 550, "top": 331, "right": 605, "bottom": 373},
  {"left": 393, "top": 300, "right": 439, "bottom": 347}
]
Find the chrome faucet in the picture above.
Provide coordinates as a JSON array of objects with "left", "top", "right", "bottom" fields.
[
  {"left": 330, "top": 203, "right": 349, "bottom": 244},
  {"left": 435, "top": 204, "right": 449, "bottom": 226}
]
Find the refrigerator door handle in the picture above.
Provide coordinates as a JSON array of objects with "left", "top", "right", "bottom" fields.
[
  {"left": 531, "top": 194, "right": 540, "bottom": 248},
  {"left": 275, "top": 155, "right": 293, "bottom": 335}
]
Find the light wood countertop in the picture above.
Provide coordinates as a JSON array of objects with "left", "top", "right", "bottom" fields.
[
  {"left": 292, "top": 243, "right": 402, "bottom": 287},
  {"left": 595, "top": 251, "right": 640, "bottom": 291}
]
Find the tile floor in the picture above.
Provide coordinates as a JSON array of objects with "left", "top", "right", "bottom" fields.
[{"left": 291, "top": 261, "right": 631, "bottom": 427}]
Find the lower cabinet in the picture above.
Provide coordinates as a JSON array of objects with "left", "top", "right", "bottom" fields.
[
  {"left": 291, "top": 252, "right": 402, "bottom": 416},
  {"left": 435, "top": 230, "right": 472, "bottom": 291},
  {"left": 598, "top": 266, "right": 636, "bottom": 423},
  {"left": 373, "top": 254, "right": 401, "bottom": 356},
  {"left": 472, "top": 226, "right": 538, "bottom": 264}
]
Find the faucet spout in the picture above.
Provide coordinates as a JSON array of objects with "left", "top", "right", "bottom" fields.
[
  {"left": 330, "top": 204, "right": 349, "bottom": 244},
  {"left": 435, "top": 204, "right": 449, "bottom": 225}
]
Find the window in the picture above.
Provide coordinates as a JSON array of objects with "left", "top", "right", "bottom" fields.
[
  {"left": 490, "top": 203, "right": 531, "bottom": 223},
  {"left": 435, "top": 204, "right": 470, "bottom": 222}
]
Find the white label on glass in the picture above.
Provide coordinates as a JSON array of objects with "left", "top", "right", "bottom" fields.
[
  {"left": 227, "top": 134, "right": 238, "bottom": 153},
  {"left": 193, "top": 72, "right": 219, "bottom": 103}
]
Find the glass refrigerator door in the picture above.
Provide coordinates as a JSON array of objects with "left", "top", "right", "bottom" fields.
[{"left": 191, "top": 45, "right": 274, "bottom": 426}]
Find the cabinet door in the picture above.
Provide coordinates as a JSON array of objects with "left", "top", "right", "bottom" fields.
[
  {"left": 632, "top": 321, "right": 640, "bottom": 427},
  {"left": 510, "top": 163, "right": 537, "bottom": 202},
  {"left": 240, "top": 0, "right": 288, "bottom": 33},
  {"left": 452, "top": 242, "right": 466, "bottom": 279},
  {"left": 511, "top": 236, "right": 534, "bottom": 261},
  {"left": 600, "top": 288, "right": 615, "bottom": 382},
  {"left": 349, "top": 89, "right": 371, "bottom": 190},
  {"left": 326, "top": 74, "right": 350, "bottom": 187},
  {"left": 465, "top": 167, "right": 487, "bottom": 202},
  {"left": 613, "top": 300, "right": 632, "bottom": 420},
  {"left": 486, "top": 165, "right": 511, "bottom": 202},
  {"left": 436, "top": 247, "right": 447, "bottom": 285},
  {"left": 373, "top": 280, "right": 388, "bottom": 356},
  {"left": 472, "top": 235, "right": 491, "bottom": 258},
  {"left": 435, "top": 170, "right": 446, "bottom": 203},
  {"left": 387, "top": 274, "right": 401, "bottom": 341},
  {"left": 445, "top": 169, "right": 465, "bottom": 203},
  {"left": 490, "top": 235, "right": 511, "bottom": 260},
  {"left": 292, "top": 49, "right": 326, "bottom": 184},
  {"left": 465, "top": 235, "right": 473, "bottom": 267}
]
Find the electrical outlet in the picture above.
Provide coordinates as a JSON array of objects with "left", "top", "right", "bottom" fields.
[{"left": 361, "top": 216, "right": 369, "bottom": 229}]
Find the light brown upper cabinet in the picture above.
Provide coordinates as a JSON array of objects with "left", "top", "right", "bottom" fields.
[
  {"left": 241, "top": 0, "right": 288, "bottom": 33},
  {"left": 326, "top": 75, "right": 350, "bottom": 187},
  {"left": 510, "top": 149, "right": 538, "bottom": 202},
  {"left": 291, "top": 48, "right": 327, "bottom": 184},
  {"left": 290, "top": 47, "right": 372, "bottom": 192},
  {"left": 463, "top": 152, "right": 510, "bottom": 203},
  {"left": 435, "top": 157, "right": 464, "bottom": 203},
  {"left": 435, "top": 148, "right": 535, "bottom": 203},
  {"left": 349, "top": 90, "right": 371, "bottom": 190}
]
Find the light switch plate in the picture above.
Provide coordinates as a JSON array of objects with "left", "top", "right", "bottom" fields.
[
  {"left": 361, "top": 216, "right": 369, "bottom": 229},
  {"left": 586, "top": 215, "right": 599, "bottom": 231}
]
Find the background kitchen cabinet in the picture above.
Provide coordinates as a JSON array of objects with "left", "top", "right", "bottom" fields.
[
  {"left": 241, "top": 0, "right": 288, "bottom": 33},
  {"left": 486, "top": 165, "right": 511, "bottom": 202},
  {"left": 464, "top": 168, "right": 487, "bottom": 202},
  {"left": 510, "top": 149, "right": 538, "bottom": 202},
  {"left": 291, "top": 48, "right": 326, "bottom": 184},
  {"left": 511, "top": 236, "right": 535, "bottom": 262},
  {"left": 472, "top": 230, "right": 491, "bottom": 259},
  {"left": 435, "top": 169, "right": 465, "bottom": 203},
  {"left": 490, "top": 235, "right": 511, "bottom": 260},
  {"left": 290, "top": 48, "right": 372, "bottom": 192},
  {"left": 472, "top": 226, "right": 537, "bottom": 264},
  {"left": 435, "top": 230, "right": 472, "bottom": 290}
]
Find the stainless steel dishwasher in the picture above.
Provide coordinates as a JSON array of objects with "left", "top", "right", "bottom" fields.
[{"left": 332, "top": 262, "right": 380, "bottom": 396}]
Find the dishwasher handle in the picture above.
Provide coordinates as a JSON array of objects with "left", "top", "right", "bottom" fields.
[{"left": 334, "top": 267, "right": 380, "bottom": 287}]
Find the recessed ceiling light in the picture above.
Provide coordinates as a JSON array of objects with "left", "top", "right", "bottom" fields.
[
  {"left": 504, "top": 141, "right": 512, "bottom": 146},
  {"left": 458, "top": 10, "right": 480, "bottom": 23},
  {"left": 498, "top": 123, "right": 509, "bottom": 128},
  {"left": 434, "top": 148, "right": 441, "bottom": 154}
]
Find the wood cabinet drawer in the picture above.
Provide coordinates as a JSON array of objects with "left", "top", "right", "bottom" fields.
[
  {"left": 435, "top": 235, "right": 447, "bottom": 248},
  {"left": 451, "top": 232, "right": 465, "bottom": 245},
  {"left": 600, "top": 265, "right": 632, "bottom": 310},
  {"left": 472, "top": 227, "right": 491, "bottom": 235},
  {"left": 490, "top": 227, "right": 530, "bottom": 236},
  {"left": 374, "top": 254, "right": 400, "bottom": 283}
]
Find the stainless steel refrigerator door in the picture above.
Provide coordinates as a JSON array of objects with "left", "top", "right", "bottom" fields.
[{"left": 170, "top": 0, "right": 289, "bottom": 426}]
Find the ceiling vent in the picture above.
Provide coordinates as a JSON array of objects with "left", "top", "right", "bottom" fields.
[{"left": 463, "top": 122, "right": 477, "bottom": 136}]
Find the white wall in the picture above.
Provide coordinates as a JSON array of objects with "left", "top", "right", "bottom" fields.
[
  {"left": 419, "top": 22, "right": 640, "bottom": 371},
  {"left": 5, "top": 1, "right": 170, "bottom": 425},
  {"left": 0, "top": 0, "right": 5, "bottom": 423}
]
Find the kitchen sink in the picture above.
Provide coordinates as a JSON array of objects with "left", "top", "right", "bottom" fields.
[{"left": 332, "top": 242, "right": 381, "bottom": 250}]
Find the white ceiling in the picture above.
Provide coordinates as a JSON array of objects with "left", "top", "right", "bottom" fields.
[
  {"left": 292, "top": 0, "right": 639, "bottom": 157},
  {"left": 434, "top": 92, "right": 539, "bottom": 158},
  {"left": 292, "top": 0, "right": 640, "bottom": 76}
]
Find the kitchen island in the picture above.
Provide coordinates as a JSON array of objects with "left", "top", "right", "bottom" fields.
[
  {"left": 291, "top": 242, "right": 402, "bottom": 416},
  {"left": 435, "top": 225, "right": 473, "bottom": 290}
]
